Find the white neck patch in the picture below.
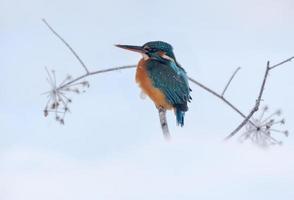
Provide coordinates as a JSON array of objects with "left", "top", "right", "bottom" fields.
[
  {"left": 161, "top": 54, "right": 175, "bottom": 62},
  {"left": 141, "top": 53, "right": 149, "bottom": 60}
]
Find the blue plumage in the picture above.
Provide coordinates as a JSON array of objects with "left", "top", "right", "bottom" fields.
[
  {"left": 176, "top": 109, "right": 185, "bottom": 127},
  {"left": 116, "top": 41, "right": 192, "bottom": 127},
  {"left": 144, "top": 41, "right": 191, "bottom": 126}
]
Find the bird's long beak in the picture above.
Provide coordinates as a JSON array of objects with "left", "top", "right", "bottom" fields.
[{"left": 115, "top": 44, "right": 146, "bottom": 53}]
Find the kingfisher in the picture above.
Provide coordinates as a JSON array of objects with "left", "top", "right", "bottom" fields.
[{"left": 116, "top": 41, "right": 192, "bottom": 138}]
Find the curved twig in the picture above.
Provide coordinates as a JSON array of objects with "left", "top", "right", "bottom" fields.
[
  {"left": 225, "top": 62, "right": 270, "bottom": 140},
  {"left": 58, "top": 65, "right": 136, "bottom": 90},
  {"left": 221, "top": 67, "right": 241, "bottom": 97},
  {"left": 270, "top": 56, "right": 294, "bottom": 70},
  {"left": 42, "top": 19, "right": 90, "bottom": 74},
  {"left": 188, "top": 77, "right": 255, "bottom": 126}
]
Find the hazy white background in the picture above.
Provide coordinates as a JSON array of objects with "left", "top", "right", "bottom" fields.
[{"left": 1, "top": 0, "right": 294, "bottom": 199}]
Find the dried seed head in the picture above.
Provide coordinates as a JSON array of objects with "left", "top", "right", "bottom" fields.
[
  {"left": 81, "top": 81, "right": 90, "bottom": 87},
  {"left": 239, "top": 105, "right": 288, "bottom": 148},
  {"left": 74, "top": 88, "right": 80, "bottom": 94},
  {"left": 51, "top": 102, "right": 59, "bottom": 109},
  {"left": 60, "top": 119, "right": 65, "bottom": 125},
  {"left": 263, "top": 106, "right": 269, "bottom": 111},
  {"left": 43, "top": 67, "right": 89, "bottom": 125},
  {"left": 66, "top": 75, "right": 72, "bottom": 80},
  {"left": 275, "top": 110, "right": 282, "bottom": 116},
  {"left": 44, "top": 109, "right": 48, "bottom": 117},
  {"left": 284, "top": 130, "right": 289, "bottom": 137}
]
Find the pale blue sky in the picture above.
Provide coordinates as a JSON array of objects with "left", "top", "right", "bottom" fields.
[{"left": 1, "top": 0, "right": 294, "bottom": 199}]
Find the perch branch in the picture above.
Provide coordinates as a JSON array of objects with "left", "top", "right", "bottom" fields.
[
  {"left": 58, "top": 65, "right": 136, "bottom": 90},
  {"left": 221, "top": 67, "right": 241, "bottom": 97},
  {"left": 158, "top": 108, "right": 170, "bottom": 140}
]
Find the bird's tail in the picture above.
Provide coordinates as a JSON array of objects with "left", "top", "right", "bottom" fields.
[
  {"left": 158, "top": 108, "right": 170, "bottom": 140},
  {"left": 176, "top": 109, "right": 185, "bottom": 127}
]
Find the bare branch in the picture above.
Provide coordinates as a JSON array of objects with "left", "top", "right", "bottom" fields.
[
  {"left": 158, "top": 108, "right": 170, "bottom": 140},
  {"left": 225, "top": 55, "right": 294, "bottom": 140},
  {"left": 221, "top": 67, "right": 241, "bottom": 97},
  {"left": 225, "top": 61, "right": 271, "bottom": 140},
  {"left": 188, "top": 77, "right": 256, "bottom": 126},
  {"left": 269, "top": 56, "right": 294, "bottom": 70},
  {"left": 42, "top": 19, "right": 90, "bottom": 74},
  {"left": 56, "top": 64, "right": 257, "bottom": 130},
  {"left": 58, "top": 65, "right": 136, "bottom": 90}
]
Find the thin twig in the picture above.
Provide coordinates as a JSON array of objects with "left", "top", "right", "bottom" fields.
[
  {"left": 42, "top": 19, "right": 90, "bottom": 74},
  {"left": 188, "top": 77, "right": 256, "bottom": 126},
  {"left": 58, "top": 65, "right": 136, "bottom": 89},
  {"left": 225, "top": 61, "right": 271, "bottom": 140},
  {"left": 269, "top": 56, "right": 294, "bottom": 70},
  {"left": 225, "top": 55, "right": 294, "bottom": 140},
  {"left": 221, "top": 67, "right": 241, "bottom": 97}
]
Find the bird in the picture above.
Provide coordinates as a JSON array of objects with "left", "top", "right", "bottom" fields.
[{"left": 116, "top": 41, "right": 192, "bottom": 138}]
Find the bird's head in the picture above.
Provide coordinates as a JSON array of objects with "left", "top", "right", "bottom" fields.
[{"left": 115, "top": 41, "right": 176, "bottom": 61}]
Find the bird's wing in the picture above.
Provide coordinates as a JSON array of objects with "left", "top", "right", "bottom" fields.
[{"left": 146, "top": 59, "right": 191, "bottom": 110}]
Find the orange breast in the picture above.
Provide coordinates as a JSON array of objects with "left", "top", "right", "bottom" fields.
[{"left": 135, "top": 59, "right": 173, "bottom": 110}]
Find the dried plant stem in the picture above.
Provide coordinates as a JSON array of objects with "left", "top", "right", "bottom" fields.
[
  {"left": 188, "top": 77, "right": 256, "bottom": 126},
  {"left": 269, "top": 56, "right": 294, "bottom": 70},
  {"left": 225, "top": 62, "right": 270, "bottom": 140},
  {"left": 58, "top": 65, "right": 136, "bottom": 90},
  {"left": 42, "top": 19, "right": 90, "bottom": 74},
  {"left": 221, "top": 67, "right": 241, "bottom": 97},
  {"left": 225, "top": 56, "right": 294, "bottom": 140}
]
